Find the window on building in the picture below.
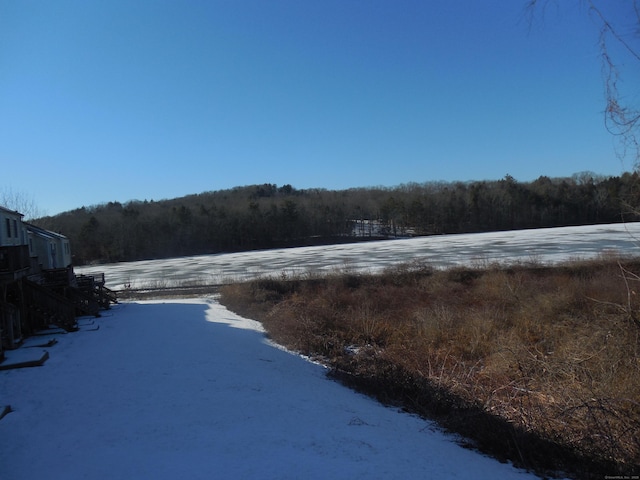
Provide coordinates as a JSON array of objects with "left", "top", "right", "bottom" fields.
[
  {"left": 5, "top": 218, "right": 11, "bottom": 238},
  {"left": 13, "top": 220, "right": 18, "bottom": 238}
]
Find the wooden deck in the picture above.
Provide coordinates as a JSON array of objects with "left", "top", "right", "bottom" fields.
[{"left": 1, "top": 268, "right": 117, "bottom": 355}]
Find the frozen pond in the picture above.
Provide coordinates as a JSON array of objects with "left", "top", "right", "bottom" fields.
[{"left": 77, "top": 222, "right": 640, "bottom": 290}]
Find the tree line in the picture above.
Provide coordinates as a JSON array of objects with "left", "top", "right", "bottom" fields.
[{"left": 34, "top": 171, "right": 640, "bottom": 265}]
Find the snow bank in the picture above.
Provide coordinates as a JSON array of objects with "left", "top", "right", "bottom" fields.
[{"left": 0, "top": 299, "right": 540, "bottom": 479}]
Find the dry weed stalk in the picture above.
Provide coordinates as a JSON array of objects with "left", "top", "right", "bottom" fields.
[{"left": 220, "top": 258, "right": 640, "bottom": 475}]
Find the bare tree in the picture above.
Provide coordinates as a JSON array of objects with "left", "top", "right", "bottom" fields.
[
  {"left": 0, "top": 187, "right": 44, "bottom": 220},
  {"left": 527, "top": 0, "right": 640, "bottom": 164}
]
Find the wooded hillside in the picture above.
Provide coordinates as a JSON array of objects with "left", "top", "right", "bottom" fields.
[{"left": 35, "top": 172, "right": 639, "bottom": 265}]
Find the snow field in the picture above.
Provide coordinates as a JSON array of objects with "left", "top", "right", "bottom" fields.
[{"left": 0, "top": 300, "right": 540, "bottom": 479}]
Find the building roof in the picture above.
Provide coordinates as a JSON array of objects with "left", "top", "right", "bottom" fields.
[
  {"left": 0, "top": 205, "right": 24, "bottom": 217},
  {"left": 25, "top": 223, "right": 68, "bottom": 241}
]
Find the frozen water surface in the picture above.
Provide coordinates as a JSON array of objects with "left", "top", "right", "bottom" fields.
[{"left": 77, "top": 222, "right": 640, "bottom": 289}]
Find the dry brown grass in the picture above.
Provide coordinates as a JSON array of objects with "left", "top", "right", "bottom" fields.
[{"left": 219, "top": 256, "right": 640, "bottom": 479}]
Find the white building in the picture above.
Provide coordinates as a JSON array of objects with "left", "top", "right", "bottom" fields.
[
  {"left": 26, "top": 224, "right": 72, "bottom": 270},
  {"left": 0, "top": 206, "right": 29, "bottom": 249},
  {"left": 1, "top": 205, "right": 73, "bottom": 274}
]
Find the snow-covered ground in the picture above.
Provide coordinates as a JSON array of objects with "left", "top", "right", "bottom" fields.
[
  {"left": 0, "top": 299, "right": 540, "bottom": 479},
  {"left": 77, "top": 222, "right": 640, "bottom": 290}
]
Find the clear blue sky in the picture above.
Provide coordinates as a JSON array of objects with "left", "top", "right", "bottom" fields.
[{"left": 0, "top": 0, "right": 637, "bottom": 216}]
